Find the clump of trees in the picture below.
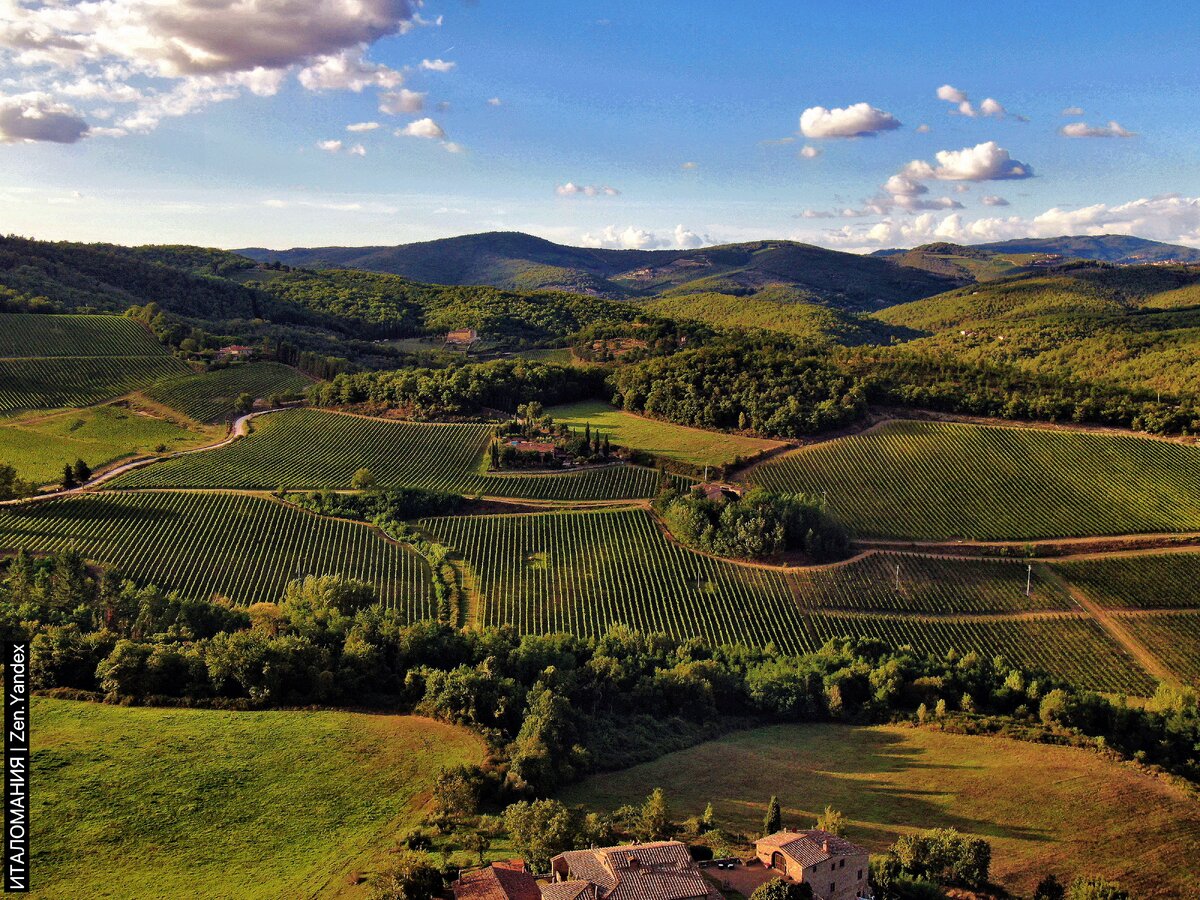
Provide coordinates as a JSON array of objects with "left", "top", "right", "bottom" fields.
[
  {"left": 0, "top": 463, "right": 33, "bottom": 501},
  {"left": 870, "top": 828, "right": 991, "bottom": 898},
  {"left": 655, "top": 487, "right": 850, "bottom": 562}
]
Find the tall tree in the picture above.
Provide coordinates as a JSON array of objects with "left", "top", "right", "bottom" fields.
[
  {"left": 764, "top": 795, "right": 782, "bottom": 836},
  {"left": 640, "top": 787, "right": 673, "bottom": 841}
]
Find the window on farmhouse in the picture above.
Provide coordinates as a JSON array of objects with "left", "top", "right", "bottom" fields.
[{"left": 830, "top": 883, "right": 836, "bottom": 894}]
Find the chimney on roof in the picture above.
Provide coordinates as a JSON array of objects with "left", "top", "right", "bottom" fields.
[{"left": 822, "top": 840, "right": 830, "bottom": 854}]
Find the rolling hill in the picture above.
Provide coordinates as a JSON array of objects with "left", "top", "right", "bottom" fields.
[
  {"left": 874, "top": 235, "right": 1200, "bottom": 281},
  {"left": 237, "top": 232, "right": 963, "bottom": 310}
]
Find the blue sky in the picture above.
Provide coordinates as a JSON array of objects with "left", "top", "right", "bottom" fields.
[{"left": 1, "top": 0, "right": 1198, "bottom": 250}]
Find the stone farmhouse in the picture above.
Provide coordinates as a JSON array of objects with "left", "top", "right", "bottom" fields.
[{"left": 754, "top": 830, "right": 870, "bottom": 900}]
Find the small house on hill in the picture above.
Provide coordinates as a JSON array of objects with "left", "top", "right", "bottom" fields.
[
  {"left": 452, "top": 862, "right": 541, "bottom": 900},
  {"left": 216, "top": 344, "right": 255, "bottom": 361},
  {"left": 510, "top": 439, "right": 559, "bottom": 456},
  {"left": 549, "top": 840, "right": 721, "bottom": 900},
  {"left": 695, "top": 482, "right": 742, "bottom": 503},
  {"left": 755, "top": 830, "right": 870, "bottom": 900},
  {"left": 446, "top": 327, "right": 479, "bottom": 347}
]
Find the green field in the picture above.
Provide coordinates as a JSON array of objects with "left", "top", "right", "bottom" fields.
[
  {"left": 752, "top": 420, "right": 1200, "bottom": 540},
  {"left": 421, "top": 508, "right": 1151, "bottom": 693},
  {"left": 0, "top": 313, "right": 166, "bottom": 357},
  {"left": 1053, "top": 553, "right": 1200, "bottom": 609},
  {"left": 112, "top": 409, "right": 667, "bottom": 500},
  {"left": 143, "top": 362, "right": 313, "bottom": 423},
  {"left": 558, "top": 723, "right": 1200, "bottom": 897},
  {"left": 0, "top": 491, "right": 432, "bottom": 611},
  {"left": 545, "top": 399, "right": 787, "bottom": 469},
  {"left": 0, "top": 313, "right": 189, "bottom": 414},
  {"left": 30, "top": 698, "right": 483, "bottom": 899},
  {"left": 0, "top": 404, "right": 212, "bottom": 484}
]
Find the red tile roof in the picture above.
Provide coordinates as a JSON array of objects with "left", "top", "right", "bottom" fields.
[
  {"left": 551, "top": 842, "right": 719, "bottom": 900},
  {"left": 756, "top": 830, "right": 867, "bottom": 869},
  {"left": 453, "top": 865, "right": 542, "bottom": 900}
]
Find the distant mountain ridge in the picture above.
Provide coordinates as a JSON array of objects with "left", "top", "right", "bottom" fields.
[{"left": 237, "top": 231, "right": 962, "bottom": 311}]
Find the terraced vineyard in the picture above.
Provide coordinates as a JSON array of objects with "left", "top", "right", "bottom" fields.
[
  {"left": 1053, "top": 553, "right": 1200, "bottom": 609},
  {"left": 0, "top": 491, "right": 432, "bottom": 613},
  {"left": 1118, "top": 613, "right": 1200, "bottom": 686},
  {"left": 114, "top": 409, "right": 667, "bottom": 500},
  {"left": 421, "top": 508, "right": 1151, "bottom": 693},
  {"left": 143, "top": 362, "right": 313, "bottom": 423},
  {"left": 752, "top": 420, "right": 1200, "bottom": 540},
  {"left": 0, "top": 313, "right": 189, "bottom": 413}
]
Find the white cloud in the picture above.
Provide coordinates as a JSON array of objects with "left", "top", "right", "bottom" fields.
[
  {"left": 487, "top": 97, "right": 502, "bottom": 106},
  {"left": 397, "top": 117, "right": 445, "bottom": 139},
  {"left": 929, "top": 141, "right": 1034, "bottom": 181},
  {"left": 979, "top": 98, "right": 1006, "bottom": 118},
  {"left": 316, "top": 139, "right": 343, "bottom": 152},
  {"left": 981, "top": 195, "right": 1009, "bottom": 206},
  {"left": 799, "top": 102, "right": 901, "bottom": 138},
  {"left": 379, "top": 89, "right": 426, "bottom": 114},
  {"left": 556, "top": 182, "right": 621, "bottom": 197},
  {"left": 580, "top": 224, "right": 711, "bottom": 250},
  {"left": 297, "top": 50, "right": 402, "bottom": 92},
  {"left": 936, "top": 84, "right": 968, "bottom": 104},
  {"left": 799, "top": 145, "right": 821, "bottom": 159},
  {"left": 0, "top": 0, "right": 430, "bottom": 138},
  {"left": 1061, "top": 106, "right": 1084, "bottom": 117},
  {"left": 1060, "top": 121, "right": 1136, "bottom": 138},
  {"left": 760, "top": 136, "right": 796, "bottom": 146},
  {"left": 681, "top": 161, "right": 699, "bottom": 170},
  {"left": 820, "top": 194, "right": 1200, "bottom": 249},
  {"left": 915, "top": 123, "right": 931, "bottom": 134},
  {"left": 441, "top": 141, "right": 465, "bottom": 154},
  {"left": 0, "top": 93, "right": 90, "bottom": 143},
  {"left": 348, "top": 143, "right": 366, "bottom": 156},
  {"left": 346, "top": 121, "right": 380, "bottom": 132},
  {"left": 420, "top": 58, "right": 456, "bottom": 72}
]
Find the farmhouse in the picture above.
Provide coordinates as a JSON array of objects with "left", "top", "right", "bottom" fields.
[
  {"left": 510, "top": 439, "right": 559, "bottom": 455},
  {"left": 446, "top": 327, "right": 479, "bottom": 347},
  {"left": 452, "top": 861, "right": 542, "bottom": 900},
  {"left": 695, "top": 482, "right": 743, "bottom": 503},
  {"left": 216, "top": 344, "right": 255, "bottom": 361},
  {"left": 755, "top": 830, "right": 870, "bottom": 900},
  {"left": 548, "top": 840, "right": 721, "bottom": 900}
]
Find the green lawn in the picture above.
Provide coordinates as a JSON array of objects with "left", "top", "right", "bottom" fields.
[
  {"left": 559, "top": 723, "right": 1200, "bottom": 898},
  {"left": 0, "top": 404, "right": 213, "bottom": 484},
  {"left": 28, "top": 698, "right": 483, "bottom": 899},
  {"left": 546, "top": 400, "right": 787, "bottom": 469}
]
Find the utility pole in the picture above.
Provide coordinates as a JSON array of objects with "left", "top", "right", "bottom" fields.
[
  {"left": 1026, "top": 563, "right": 1032, "bottom": 598},
  {"left": 895, "top": 563, "right": 901, "bottom": 592}
]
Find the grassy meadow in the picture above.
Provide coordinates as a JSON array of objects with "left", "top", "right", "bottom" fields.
[
  {"left": 0, "top": 403, "right": 213, "bottom": 484},
  {"left": 29, "top": 698, "right": 484, "bottom": 899},
  {"left": 545, "top": 399, "right": 787, "bottom": 469},
  {"left": 558, "top": 723, "right": 1200, "bottom": 897}
]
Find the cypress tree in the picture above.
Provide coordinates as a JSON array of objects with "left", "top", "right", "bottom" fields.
[{"left": 764, "top": 795, "right": 782, "bottom": 836}]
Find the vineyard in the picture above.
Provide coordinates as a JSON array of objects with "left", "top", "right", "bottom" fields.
[
  {"left": 143, "top": 362, "right": 314, "bottom": 423},
  {"left": 0, "top": 313, "right": 167, "bottom": 357},
  {"left": 112, "top": 409, "right": 668, "bottom": 500},
  {"left": 1118, "top": 613, "right": 1200, "bottom": 686},
  {"left": 0, "top": 313, "right": 189, "bottom": 414},
  {"left": 0, "top": 491, "right": 433, "bottom": 613},
  {"left": 420, "top": 508, "right": 1151, "bottom": 693},
  {"left": 1052, "top": 553, "right": 1200, "bottom": 609},
  {"left": 751, "top": 419, "right": 1200, "bottom": 540}
]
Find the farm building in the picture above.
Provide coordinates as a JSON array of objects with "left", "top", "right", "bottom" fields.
[
  {"left": 755, "top": 830, "right": 870, "bottom": 900},
  {"left": 446, "top": 327, "right": 479, "bottom": 347},
  {"left": 510, "top": 439, "right": 560, "bottom": 456},
  {"left": 452, "top": 861, "right": 542, "bottom": 900},
  {"left": 695, "top": 482, "right": 742, "bottom": 503},
  {"left": 216, "top": 344, "right": 255, "bottom": 361},
  {"left": 548, "top": 840, "right": 721, "bottom": 900}
]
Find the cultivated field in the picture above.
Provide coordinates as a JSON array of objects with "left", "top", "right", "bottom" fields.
[
  {"left": 421, "top": 508, "right": 1151, "bottom": 693},
  {"left": 112, "top": 409, "right": 667, "bottom": 500},
  {"left": 751, "top": 419, "right": 1200, "bottom": 540},
  {"left": 143, "top": 361, "right": 313, "bottom": 423},
  {"left": 31, "top": 698, "right": 483, "bottom": 900},
  {"left": 1119, "top": 613, "right": 1200, "bottom": 686},
  {"left": 558, "top": 723, "right": 1200, "bottom": 897},
  {"left": 1052, "top": 553, "right": 1200, "bottom": 609},
  {"left": 545, "top": 399, "right": 787, "bottom": 469},
  {"left": 0, "top": 403, "right": 211, "bottom": 484},
  {"left": 0, "top": 491, "right": 432, "bottom": 611},
  {"left": 0, "top": 313, "right": 189, "bottom": 413}
]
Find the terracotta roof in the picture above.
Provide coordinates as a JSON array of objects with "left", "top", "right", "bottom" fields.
[
  {"left": 454, "top": 865, "right": 542, "bottom": 900},
  {"left": 757, "top": 830, "right": 867, "bottom": 869},
  {"left": 541, "top": 883, "right": 594, "bottom": 900},
  {"left": 511, "top": 440, "right": 557, "bottom": 454},
  {"left": 552, "top": 842, "right": 718, "bottom": 900}
]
